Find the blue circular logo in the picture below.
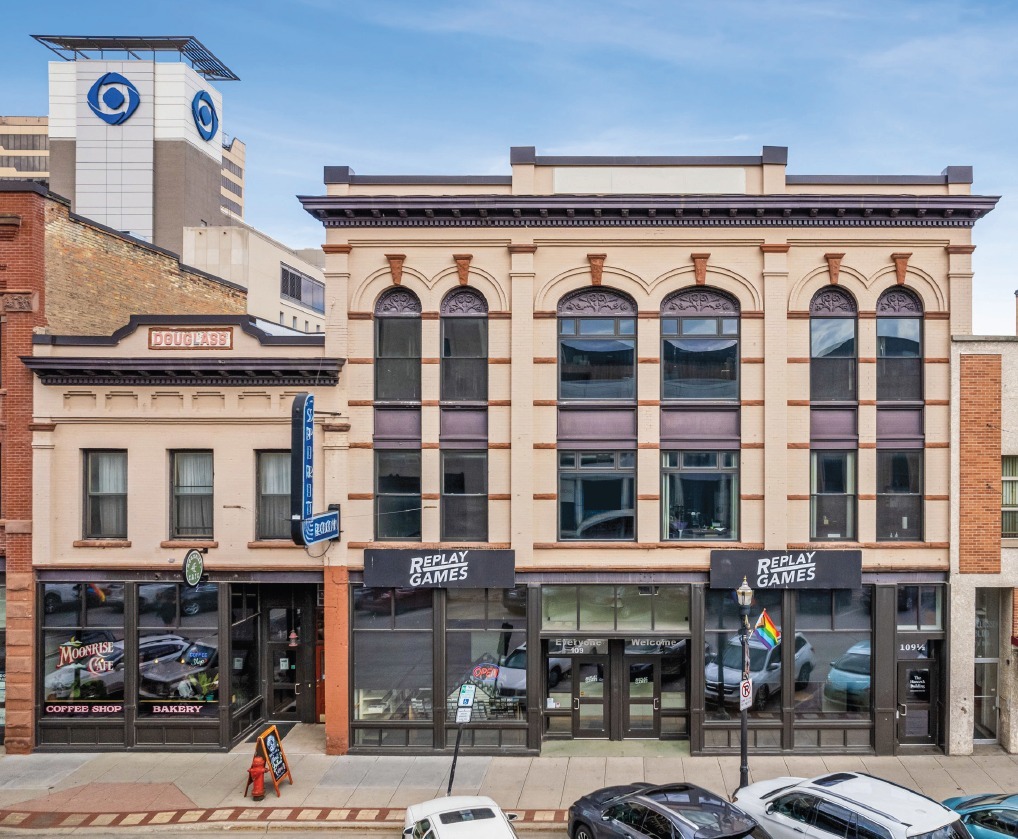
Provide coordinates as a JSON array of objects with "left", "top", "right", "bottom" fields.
[
  {"left": 191, "top": 91, "right": 218, "bottom": 142},
  {"left": 86, "top": 72, "right": 140, "bottom": 125}
]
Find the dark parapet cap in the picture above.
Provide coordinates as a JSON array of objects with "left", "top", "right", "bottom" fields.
[
  {"left": 323, "top": 165, "right": 510, "bottom": 187},
  {"left": 324, "top": 166, "right": 355, "bottom": 184},
  {"left": 510, "top": 146, "right": 537, "bottom": 164},
  {"left": 762, "top": 146, "right": 788, "bottom": 164},
  {"left": 944, "top": 166, "right": 973, "bottom": 184},
  {"left": 516, "top": 145, "right": 787, "bottom": 167}
]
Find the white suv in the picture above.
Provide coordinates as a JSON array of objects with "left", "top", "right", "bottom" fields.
[{"left": 734, "top": 772, "right": 970, "bottom": 839}]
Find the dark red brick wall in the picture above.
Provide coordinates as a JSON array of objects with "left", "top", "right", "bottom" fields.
[
  {"left": 0, "top": 186, "right": 248, "bottom": 752},
  {"left": 959, "top": 353, "right": 1002, "bottom": 574}
]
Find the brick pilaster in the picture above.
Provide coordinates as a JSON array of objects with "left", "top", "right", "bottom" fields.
[{"left": 959, "top": 354, "right": 1002, "bottom": 573}]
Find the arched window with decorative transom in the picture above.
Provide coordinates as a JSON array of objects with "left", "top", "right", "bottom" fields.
[
  {"left": 660, "top": 288, "right": 740, "bottom": 401},
  {"left": 876, "top": 287, "right": 923, "bottom": 402},
  {"left": 557, "top": 288, "right": 637, "bottom": 401},
  {"left": 810, "top": 287, "right": 857, "bottom": 402},
  {"left": 440, "top": 288, "right": 488, "bottom": 402},
  {"left": 374, "top": 287, "right": 422, "bottom": 402}
]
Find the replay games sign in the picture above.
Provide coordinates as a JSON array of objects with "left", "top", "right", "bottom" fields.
[
  {"left": 710, "top": 549, "right": 862, "bottom": 590},
  {"left": 363, "top": 549, "right": 515, "bottom": 589}
]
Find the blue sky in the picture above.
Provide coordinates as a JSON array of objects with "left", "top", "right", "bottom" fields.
[{"left": 5, "top": 1, "right": 1018, "bottom": 333}]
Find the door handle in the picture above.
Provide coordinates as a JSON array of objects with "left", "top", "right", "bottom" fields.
[
  {"left": 573, "top": 698, "right": 580, "bottom": 710},
  {"left": 896, "top": 703, "right": 906, "bottom": 718},
  {"left": 653, "top": 698, "right": 660, "bottom": 710},
  {"left": 294, "top": 683, "right": 301, "bottom": 696},
  {"left": 793, "top": 828, "right": 805, "bottom": 834}
]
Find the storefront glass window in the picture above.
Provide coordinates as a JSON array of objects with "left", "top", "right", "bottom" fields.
[
  {"left": 542, "top": 585, "right": 690, "bottom": 632},
  {"left": 795, "top": 589, "right": 872, "bottom": 719},
  {"left": 704, "top": 588, "right": 781, "bottom": 720},
  {"left": 230, "top": 585, "right": 260, "bottom": 711},
  {"left": 42, "top": 583, "right": 125, "bottom": 717},
  {"left": 352, "top": 586, "right": 433, "bottom": 722},
  {"left": 137, "top": 583, "right": 219, "bottom": 717}
]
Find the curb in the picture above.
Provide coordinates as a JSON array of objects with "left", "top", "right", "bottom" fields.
[{"left": 0, "top": 806, "right": 570, "bottom": 832}]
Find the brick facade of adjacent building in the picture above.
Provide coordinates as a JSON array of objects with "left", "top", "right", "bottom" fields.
[
  {"left": 0, "top": 182, "right": 248, "bottom": 753},
  {"left": 959, "top": 353, "right": 1002, "bottom": 574}
]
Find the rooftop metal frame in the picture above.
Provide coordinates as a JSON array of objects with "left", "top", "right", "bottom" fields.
[{"left": 32, "top": 35, "right": 239, "bottom": 81}]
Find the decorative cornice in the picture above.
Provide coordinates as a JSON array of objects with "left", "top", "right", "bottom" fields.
[
  {"left": 508, "top": 244, "right": 538, "bottom": 254},
  {"left": 300, "top": 194, "right": 999, "bottom": 229},
  {"left": 946, "top": 245, "right": 976, "bottom": 254},
  {"left": 322, "top": 244, "right": 352, "bottom": 254},
  {"left": 22, "top": 357, "right": 343, "bottom": 388},
  {"left": 760, "top": 244, "right": 790, "bottom": 253}
]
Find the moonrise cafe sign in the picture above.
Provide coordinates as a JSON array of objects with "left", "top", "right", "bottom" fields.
[{"left": 709, "top": 549, "right": 862, "bottom": 590}]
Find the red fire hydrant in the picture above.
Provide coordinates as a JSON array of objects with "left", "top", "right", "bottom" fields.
[{"left": 245, "top": 755, "right": 268, "bottom": 801}]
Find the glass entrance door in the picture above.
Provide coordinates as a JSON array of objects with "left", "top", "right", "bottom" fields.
[
  {"left": 974, "top": 588, "right": 1000, "bottom": 743},
  {"left": 267, "top": 606, "right": 300, "bottom": 719},
  {"left": 896, "top": 659, "right": 937, "bottom": 745},
  {"left": 624, "top": 656, "right": 660, "bottom": 738},
  {"left": 573, "top": 656, "right": 609, "bottom": 738},
  {"left": 262, "top": 585, "right": 317, "bottom": 723}
]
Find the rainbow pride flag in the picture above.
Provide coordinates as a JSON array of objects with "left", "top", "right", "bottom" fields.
[{"left": 753, "top": 609, "right": 780, "bottom": 649}]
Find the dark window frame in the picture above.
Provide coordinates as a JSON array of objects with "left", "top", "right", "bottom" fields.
[
  {"left": 255, "top": 450, "right": 290, "bottom": 541},
  {"left": 661, "top": 450, "right": 739, "bottom": 541},
  {"left": 558, "top": 450, "right": 636, "bottom": 541},
  {"left": 876, "top": 449, "right": 923, "bottom": 542},
  {"left": 83, "top": 449, "right": 128, "bottom": 540},
  {"left": 375, "top": 449, "right": 422, "bottom": 541},
  {"left": 810, "top": 449, "right": 857, "bottom": 541},
  {"left": 440, "top": 315, "right": 488, "bottom": 402},
  {"left": 557, "top": 315, "right": 636, "bottom": 402},
  {"left": 660, "top": 314, "right": 740, "bottom": 402},
  {"left": 170, "top": 450, "right": 214, "bottom": 540},
  {"left": 441, "top": 450, "right": 488, "bottom": 542}
]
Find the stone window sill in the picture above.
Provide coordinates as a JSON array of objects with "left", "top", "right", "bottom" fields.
[
  {"left": 160, "top": 540, "right": 218, "bottom": 549},
  {"left": 247, "top": 541, "right": 302, "bottom": 549},
  {"left": 72, "top": 539, "right": 132, "bottom": 548}
]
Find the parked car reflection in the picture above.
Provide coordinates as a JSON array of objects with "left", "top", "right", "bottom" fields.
[
  {"left": 822, "top": 639, "right": 871, "bottom": 711},
  {"left": 705, "top": 632, "right": 814, "bottom": 711}
]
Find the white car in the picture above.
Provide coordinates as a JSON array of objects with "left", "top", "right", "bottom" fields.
[
  {"left": 404, "top": 795, "right": 520, "bottom": 839},
  {"left": 495, "top": 643, "right": 571, "bottom": 698},
  {"left": 734, "top": 772, "right": 969, "bottom": 839},
  {"left": 705, "top": 631, "right": 814, "bottom": 711}
]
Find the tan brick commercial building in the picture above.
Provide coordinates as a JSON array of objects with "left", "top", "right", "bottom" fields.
[
  {"left": 299, "top": 145, "right": 998, "bottom": 757},
  {"left": 951, "top": 333, "right": 1018, "bottom": 754},
  {"left": 0, "top": 182, "right": 247, "bottom": 753}
]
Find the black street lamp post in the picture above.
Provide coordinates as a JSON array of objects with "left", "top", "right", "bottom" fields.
[{"left": 736, "top": 576, "right": 754, "bottom": 792}]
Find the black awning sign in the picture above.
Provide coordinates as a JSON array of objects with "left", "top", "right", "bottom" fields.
[
  {"left": 364, "top": 549, "right": 515, "bottom": 589},
  {"left": 710, "top": 549, "right": 862, "bottom": 590}
]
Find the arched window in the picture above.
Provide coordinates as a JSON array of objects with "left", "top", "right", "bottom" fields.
[
  {"left": 876, "top": 287, "right": 923, "bottom": 402},
  {"left": 557, "top": 288, "right": 636, "bottom": 401},
  {"left": 810, "top": 287, "right": 857, "bottom": 402},
  {"left": 375, "top": 287, "right": 421, "bottom": 402},
  {"left": 440, "top": 288, "right": 488, "bottom": 402},
  {"left": 660, "top": 288, "right": 740, "bottom": 401}
]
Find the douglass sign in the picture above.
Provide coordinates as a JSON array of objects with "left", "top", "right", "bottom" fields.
[
  {"left": 363, "top": 549, "right": 515, "bottom": 589},
  {"left": 709, "top": 549, "right": 862, "bottom": 590}
]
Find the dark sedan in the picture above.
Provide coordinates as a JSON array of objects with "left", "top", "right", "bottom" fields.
[{"left": 569, "top": 782, "right": 765, "bottom": 839}]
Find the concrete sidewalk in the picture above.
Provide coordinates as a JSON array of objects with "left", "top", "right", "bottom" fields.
[{"left": 0, "top": 725, "right": 1016, "bottom": 832}]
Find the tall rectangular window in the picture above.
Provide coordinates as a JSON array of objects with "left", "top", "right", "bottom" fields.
[
  {"left": 1004, "top": 456, "right": 1018, "bottom": 538},
  {"left": 877, "top": 318, "right": 922, "bottom": 401},
  {"left": 661, "top": 316, "right": 739, "bottom": 400},
  {"left": 810, "top": 450, "right": 856, "bottom": 540},
  {"left": 876, "top": 450, "right": 922, "bottom": 541},
  {"left": 662, "top": 451, "right": 739, "bottom": 540},
  {"left": 171, "top": 451, "right": 213, "bottom": 539},
  {"left": 84, "top": 450, "right": 127, "bottom": 539},
  {"left": 256, "top": 451, "right": 290, "bottom": 540},
  {"left": 376, "top": 451, "right": 421, "bottom": 540},
  {"left": 441, "top": 451, "right": 487, "bottom": 541},
  {"left": 441, "top": 318, "right": 487, "bottom": 401},
  {"left": 559, "top": 450, "right": 635, "bottom": 540},
  {"left": 810, "top": 318, "right": 856, "bottom": 401},
  {"left": 376, "top": 318, "right": 421, "bottom": 401}
]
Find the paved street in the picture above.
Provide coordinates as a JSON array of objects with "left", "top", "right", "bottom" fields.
[{"left": 0, "top": 725, "right": 1016, "bottom": 832}]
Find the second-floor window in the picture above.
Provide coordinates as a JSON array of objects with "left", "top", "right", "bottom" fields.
[
  {"left": 441, "top": 451, "right": 487, "bottom": 541},
  {"left": 662, "top": 451, "right": 739, "bottom": 540},
  {"left": 559, "top": 450, "right": 635, "bottom": 540},
  {"left": 171, "top": 451, "right": 213, "bottom": 540},
  {"left": 375, "top": 287, "right": 422, "bottom": 402},
  {"left": 441, "top": 288, "right": 488, "bottom": 402},
  {"left": 876, "top": 288, "right": 923, "bottom": 401},
  {"left": 810, "top": 288, "right": 857, "bottom": 402},
  {"left": 811, "top": 450, "right": 856, "bottom": 541},
  {"left": 661, "top": 288, "right": 740, "bottom": 400},
  {"left": 376, "top": 450, "right": 421, "bottom": 541},
  {"left": 256, "top": 451, "right": 290, "bottom": 540},
  {"left": 558, "top": 288, "right": 636, "bottom": 401},
  {"left": 84, "top": 450, "right": 127, "bottom": 539},
  {"left": 876, "top": 450, "right": 922, "bottom": 541},
  {"left": 1004, "top": 456, "right": 1018, "bottom": 538}
]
